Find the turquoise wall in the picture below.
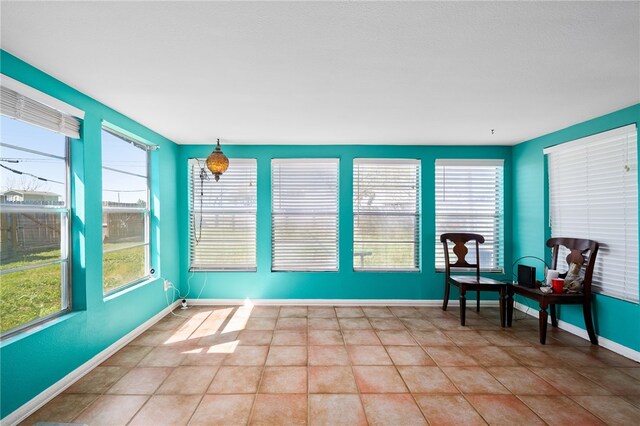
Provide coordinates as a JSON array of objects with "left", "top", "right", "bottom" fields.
[
  {"left": 512, "top": 104, "right": 640, "bottom": 352},
  {"left": 6, "top": 46, "right": 637, "bottom": 422},
  {"left": 177, "top": 145, "right": 512, "bottom": 300},
  {"left": 0, "top": 51, "right": 181, "bottom": 419}
]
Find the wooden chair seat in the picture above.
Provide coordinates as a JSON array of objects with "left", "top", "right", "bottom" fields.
[
  {"left": 506, "top": 237, "right": 599, "bottom": 345},
  {"left": 441, "top": 233, "right": 507, "bottom": 327},
  {"left": 452, "top": 276, "right": 504, "bottom": 286}
]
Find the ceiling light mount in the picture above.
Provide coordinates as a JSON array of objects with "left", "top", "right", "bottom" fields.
[{"left": 206, "top": 138, "right": 229, "bottom": 181}]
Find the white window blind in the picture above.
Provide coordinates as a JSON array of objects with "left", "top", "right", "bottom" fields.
[
  {"left": 189, "top": 158, "right": 257, "bottom": 271},
  {"left": 545, "top": 124, "right": 638, "bottom": 303},
  {"left": 435, "top": 159, "right": 504, "bottom": 272},
  {"left": 353, "top": 159, "right": 420, "bottom": 271},
  {"left": 272, "top": 158, "right": 339, "bottom": 271},
  {"left": 0, "top": 86, "right": 81, "bottom": 139}
]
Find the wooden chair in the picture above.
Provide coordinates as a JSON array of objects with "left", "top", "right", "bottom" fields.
[
  {"left": 441, "top": 233, "right": 507, "bottom": 327},
  {"left": 506, "top": 237, "right": 599, "bottom": 344}
]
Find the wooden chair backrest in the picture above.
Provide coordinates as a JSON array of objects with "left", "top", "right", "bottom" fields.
[
  {"left": 440, "top": 233, "right": 484, "bottom": 279},
  {"left": 546, "top": 237, "right": 599, "bottom": 296}
]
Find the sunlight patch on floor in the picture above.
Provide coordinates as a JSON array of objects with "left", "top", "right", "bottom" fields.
[{"left": 158, "top": 305, "right": 254, "bottom": 353}]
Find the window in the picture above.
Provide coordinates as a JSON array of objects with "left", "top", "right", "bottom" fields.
[
  {"left": 353, "top": 159, "right": 420, "bottom": 271},
  {"left": 189, "top": 158, "right": 257, "bottom": 270},
  {"left": 435, "top": 159, "right": 504, "bottom": 272},
  {"left": 102, "top": 127, "right": 150, "bottom": 294},
  {"left": 0, "top": 85, "right": 78, "bottom": 336},
  {"left": 272, "top": 159, "right": 339, "bottom": 271},
  {"left": 546, "top": 124, "right": 638, "bottom": 303}
]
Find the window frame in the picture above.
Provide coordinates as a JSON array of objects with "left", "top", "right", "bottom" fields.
[
  {"left": 101, "top": 126, "right": 151, "bottom": 296},
  {"left": 434, "top": 159, "right": 505, "bottom": 273},
  {"left": 188, "top": 157, "right": 258, "bottom": 271},
  {"left": 353, "top": 158, "right": 421, "bottom": 272},
  {"left": 0, "top": 123, "right": 72, "bottom": 339}
]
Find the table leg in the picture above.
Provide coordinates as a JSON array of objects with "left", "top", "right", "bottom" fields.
[
  {"left": 499, "top": 287, "right": 506, "bottom": 328},
  {"left": 539, "top": 305, "right": 548, "bottom": 344},
  {"left": 506, "top": 287, "right": 514, "bottom": 327}
]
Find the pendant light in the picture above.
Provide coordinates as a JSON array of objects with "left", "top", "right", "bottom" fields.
[{"left": 206, "top": 138, "right": 229, "bottom": 181}]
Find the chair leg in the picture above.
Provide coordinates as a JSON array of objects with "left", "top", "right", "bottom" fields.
[
  {"left": 476, "top": 290, "right": 480, "bottom": 312},
  {"left": 550, "top": 304, "right": 558, "bottom": 327},
  {"left": 538, "top": 303, "right": 548, "bottom": 344},
  {"left": 459, "top": 288, "right": 466, "bottom": 326},
  {"left": 582, "top": 299, "right": 598, "bottom": 345},
  {"left": 442, "top": 280, "right": 451, "bottom": 311}
]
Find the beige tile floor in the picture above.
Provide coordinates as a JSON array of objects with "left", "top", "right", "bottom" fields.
[{"left": 21, "top": 305, "right": 640, "bottom": 425}]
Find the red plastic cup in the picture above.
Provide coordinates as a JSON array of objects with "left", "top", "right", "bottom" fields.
[{"left": 552, "top": 278, "right": 565, "bottom": 294}]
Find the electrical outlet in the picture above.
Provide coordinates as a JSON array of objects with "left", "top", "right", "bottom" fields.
[{"left": 164, "top": 280, "right": 170, "bottom": 291}]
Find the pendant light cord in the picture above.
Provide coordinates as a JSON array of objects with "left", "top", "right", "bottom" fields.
[{"left": 192, "top": 159, "right": 209, "bottom": 245}]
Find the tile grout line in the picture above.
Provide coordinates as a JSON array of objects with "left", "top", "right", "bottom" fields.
[
  {"left": 246, "top": 305, "right": 280, "bottom": 425},
  {"left": 411, "top": 310, "right": 496, "bottom": 424},
  {"left": 185, "top": 307, "right": 235, "bottom": 426},
  {"left": 329, "top": 307, "right": 350, "bottom": 422},
  {"left": 134, "top": 306, "right": 229, "bottom": 426},
  {"left": 400, "top": 307, "right": 524, "bottom": 424},
  {"left": 566, "top": 393, "right": 637, "bottom": 424},
  {"left": 386, "top": 307, "right": 441, "bottom": 425},
  {"left": 335, "top": 306, "right": 370, "bottom": 425},
  {"left": 123, "top": 310, "right": 186, "bottom": 426},
  {"left": 153, "top": 307, "right": 215, "bottom": 426}
]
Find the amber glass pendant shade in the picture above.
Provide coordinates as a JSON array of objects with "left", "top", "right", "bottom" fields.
[{"left": 206, "top": 138, "right": 229, "bottom": 181}]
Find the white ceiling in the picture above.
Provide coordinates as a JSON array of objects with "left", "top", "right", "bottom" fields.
[{"left": 1, "top": 1, "right": 638, "bottom": 146}]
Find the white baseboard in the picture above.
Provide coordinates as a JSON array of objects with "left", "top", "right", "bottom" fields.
[
  {"left": 186, "top": 298, "right": 500, "bottom": 307},
  {"left": 3, "top": 300, "right": 181, "bottom": 426},
  {"left": 513, "top": 302, "right": 640, "bottom": 362}
]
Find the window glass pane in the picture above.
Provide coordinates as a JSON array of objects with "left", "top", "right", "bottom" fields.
[
  {"left": 1, "top": 116, "right": 67, "bottom": 205},
  {"left": 101, "top": 127, "right": 149, "bottom": 293},
  {"left": 101, "top": 130, "right": 147, "bottom": 174},
  {"left": 1, "top": 114, "right": 69, "bottom": 336},
  {"left": 354, "top": 242, "right": 417, "bottom": 269},
  {"left": 354, "top": 215, "right": 417, "bottom": 269},
  {"left": 103, "top": 211, "right": 145, "bottom": 246},
  {"left": 0, "top": 211, "right": 63, "bottom": 264},
  {"left": 103, "top": 246, "right": 147, "bottom": 293},
  {"left": 102, "top": 130, "right": 147, "bottom": 206},
  {"left": 0, "top": 263, "right": 65, "bottom": 333},
  {"left": 102, "top": 169, "right": 147, "bottom": 206}
]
